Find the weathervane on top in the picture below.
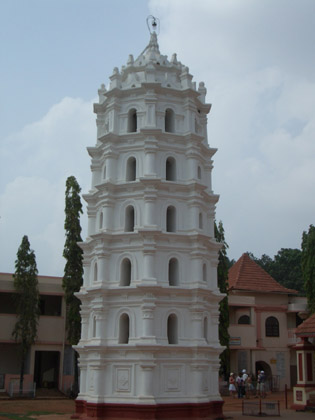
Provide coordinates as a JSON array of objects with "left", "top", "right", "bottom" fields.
[{"left": 147, "top": 15, "right": 160, "bottom": 35}]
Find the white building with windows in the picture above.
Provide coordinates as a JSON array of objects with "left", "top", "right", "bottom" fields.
[
  {"left": 75, "top": 23, "right": 224, "bottom": 420},
  {"left": 228, "top": 253, "right": 308, "bottom": 391}
]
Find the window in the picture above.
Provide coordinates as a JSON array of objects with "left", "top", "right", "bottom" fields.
[
  {"left": 197, "top": 166, "right": 202, "bottom": 180},
  {"left": 92, "top": 316, "right": 97, "bottom": 337},
  {"left": 166, "top": 206, "right": 176, "bottom": 232},
  {"left": 120, "top": 258, "right": 131, "bottom": 286},
  {"left": 126, "top": 157, "right": 136, "bottom": 181},
  {"left": 199, "top": 212, "right": 203, "bottom": 229},
  {"left": 167, "top": 314, "right": 178, "bottom": 344},
  {"left": 168, "top": 258, "right": 179, "bottom": 286},
  {"left": 103, "top": 165, "right": 106, "bottom": 179},
  {"left": 165, "top": 108, "right": 175, "bottom": 133},
  {"left": 39, "top": 295, "right": 62, "bottom": 316},
  {"left": 166, "top": 157, "right": 176, "bottom": 181},
  {"left": 238, "top": 315, "right": 250, "bottom": 325},
  {"left": 128, "top": 108, "right": 137, "bottom": 132},
  {"left": 93, "top": 262, "right": 98, "bottom": 282},
  {"left": 203, "top": 317, "right": 208, "bottom": 343},
  {"left": 119, "top": 313, "right": 130, "bottom": 344},
  {"left": 99, "top": 211, "right": 103, "bottom": 229},
  {"left": 125, "top": 205, "right": 135, "bottom": 232},
  {"left": 265, "top": 316, "right": 279, "bottom": 337},
  {"left": 0, "top": 292, "right": 16, "bottom": 314}
]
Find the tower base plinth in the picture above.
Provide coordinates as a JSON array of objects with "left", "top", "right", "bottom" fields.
[{"left": 74, "top": 400, "right": 224, "bottom": 420}]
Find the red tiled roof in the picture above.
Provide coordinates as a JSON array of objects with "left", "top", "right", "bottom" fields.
[
  {"left": 228, "top": 253, "right": 297, "bottom": 294},
  {"left": 296, "top": 313, "right": 315, "bottom": 337}
]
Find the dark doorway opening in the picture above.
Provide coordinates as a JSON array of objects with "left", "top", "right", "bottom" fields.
[
  {"left": 255, "top": 360, "right": 274, "bottom": 391},
  {"left": 34, "top": 351, "right": 59, "bottom": 389}
]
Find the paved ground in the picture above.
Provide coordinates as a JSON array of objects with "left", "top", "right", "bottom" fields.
[
  {"left": 223, "top": 391, "right": 315, "bottom": 419},
  {"left": 0, "top": 390, "right": 314, "bottom": 419}
]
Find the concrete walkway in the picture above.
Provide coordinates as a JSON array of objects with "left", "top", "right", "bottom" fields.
[{"left": 222, "top": 391, "right": 315, "bottom": 419}]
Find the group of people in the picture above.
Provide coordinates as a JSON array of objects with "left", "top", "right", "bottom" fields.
[{"left": 228, "top": 369, "right": 266, "bottom": 399}]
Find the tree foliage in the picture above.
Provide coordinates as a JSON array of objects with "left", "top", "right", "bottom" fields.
[
  {"left": 12, "top": 235, "right": 40, "bottom": 393},
  {"left": 301, "top": 225, "right": 315, "bottom": 314},
  {"left": 215, "top": 220, "right": 230, "bottom": 379},
  {"left": 248, "top": 248, "right": 304, "bottom": 294},
  {"left": 62, "top": 176, "right": 83, "bottom": 345}
]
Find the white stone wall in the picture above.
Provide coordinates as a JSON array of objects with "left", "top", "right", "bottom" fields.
[{"left": 77, "top": 32, "right": 223, "bottom": 406}]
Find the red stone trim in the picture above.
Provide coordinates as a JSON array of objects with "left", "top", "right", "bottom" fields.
[
  {"left": 294, "top": 383, "right": 315, "bottom": 388},
  {"left": 291, "top": 403, "right": 307, "bottom": 411},
  {"left": 74, "top": 400, "right": 224, "bottom": 420}
]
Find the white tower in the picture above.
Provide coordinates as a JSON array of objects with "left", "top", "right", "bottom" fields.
[{"left": 75, "top": 18, "right": 224, "bottom": 420}]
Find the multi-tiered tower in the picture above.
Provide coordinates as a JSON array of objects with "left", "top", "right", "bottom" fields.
[{"left": 75, "top": 21, "right": 224, "bottom": 420}]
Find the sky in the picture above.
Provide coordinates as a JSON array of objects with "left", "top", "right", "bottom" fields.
[{"left": 1, "top": 0, "right": 314, "bottom": 276}]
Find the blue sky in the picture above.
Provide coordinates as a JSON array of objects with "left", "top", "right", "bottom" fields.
[{"left": 1, "top": 0, "right": 315, "bottom": 276}]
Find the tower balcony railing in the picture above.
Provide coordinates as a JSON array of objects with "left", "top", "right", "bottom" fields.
[{"left": 287, "top": 328, "right": 299, "bottom": 346}]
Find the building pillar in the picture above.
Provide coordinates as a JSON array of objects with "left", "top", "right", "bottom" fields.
[
  {"left": 106, "top": 153, "right": 117, "bottom": 180},
  {"left": 103, "top": 202, "right": 114, "bottom": 231},
  {"left": 190, "top": 310, "right": 203, "bottom": 340},
  {"left": 139, "top": 364, "right": 156, "bottom": 397},
  {"left": 144, "top": 198, "right": 156, "bottom": 227},
  {"left": 87, "top": 209, "right": 96, "bottom": 236},
  {"left": 143, "top": 251, "right": 155, "bottom": 281}
]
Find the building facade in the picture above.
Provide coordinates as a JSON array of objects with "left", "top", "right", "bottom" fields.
[
  {"left": 0, "top": 272, "right": 74, "bottom": 395},
  {"left": 75, "top": 27, "right": 224, "bottom": 420},
  {"left": 292, "top": 313, "right": 315, "bottom": 409},
  {"left": 228, "top": 254, "right": 308, "bottom": 391}
]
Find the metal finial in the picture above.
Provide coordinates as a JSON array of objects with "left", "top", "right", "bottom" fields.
[{"left": 146, "top": 15, "right": 160, "bottom": 35}]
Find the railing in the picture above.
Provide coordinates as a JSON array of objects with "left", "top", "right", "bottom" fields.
[
  {"left": 8, "top": 381, "right": 36, "bottom": 398},
  {"left": 242, "top": 399, "right": 280, "bottom": 416},
  {"left": 288, "top": 329, "right": 298, "bottom": 345}
]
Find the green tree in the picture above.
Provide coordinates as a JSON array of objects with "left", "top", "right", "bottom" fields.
[
  {"left": 301, "top": 225, "right": 315, "bottom": 314},
  {"left": 62, "top": 176, "right": 83, "bottom": 395},
  {"left": 12, "top": 235, "right": 40, "bottom": 394},
  {"left": 215, "top": 221, "right": 230, "bottom": 379},
  {"left": 272, "top": 248, "right": 303, "bottom": 293},
  {"left": 248, "top": 249, "right": 304, "bottom": 294}
]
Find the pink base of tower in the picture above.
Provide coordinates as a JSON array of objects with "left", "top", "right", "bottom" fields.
[{"left": 73, "top": 399, "right": 224, "bottom": 420}]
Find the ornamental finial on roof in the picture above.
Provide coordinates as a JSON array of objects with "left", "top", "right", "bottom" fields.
[{"left": 147, "top": 15, "right": 160, "bottom": 35}]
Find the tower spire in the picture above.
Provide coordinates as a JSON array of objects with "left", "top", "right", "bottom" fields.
[
  {"left": 137, "top": 16, "right": 160, "bottom": 62},
  {"left": 146, "top": 15, "right": 160, "bottom": 35}
]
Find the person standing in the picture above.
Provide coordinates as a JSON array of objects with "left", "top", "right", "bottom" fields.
[
  {"left": 259, "top": 370, "right": 266, "bottom": 398},
  {"left": 256, "top": 370, "right": 261, "bottom": 397},
  {"left": 241, "top": 369, "right": 248, "bottom": 398},
  {"left": 236, "top": 372, "right": 243, "bottom": 398},
  {"left": 229, "top": 373, "right": 236, "bottom": 398}
]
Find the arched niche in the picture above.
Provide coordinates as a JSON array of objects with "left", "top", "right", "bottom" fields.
[
  {"left": 120, "top": 258, "right": 131, "bottom": 286},
  {"left": 118, "top": 313, "right": 130, "bottom": 344},
  {"left": 168, "top": 258, "right": 179, "bottom": 286},
  {"left": 127, "top": 108, "right": 137, "bottom": 133},
  {"left": 166, "top": 206, "right": 176, "bottom": 232},
  {"left": 166, "top": 157, "right": 176, "bottom": 181},
  {"left": 126, "top": 156, "right": 136, "bottom": 181},
  {"left": 167, "top": 314, "right": 178, "bottom": 344}
]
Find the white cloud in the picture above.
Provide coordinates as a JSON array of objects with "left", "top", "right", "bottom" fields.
[
  {"left": 149, "top": 0, "right": 315, "bottom": 260},
  {"left": 1, "top": 0, "right": 315, "bottom": 277},
  {"left": 0, "top": 97, "right": 93, "bottom": 275}
]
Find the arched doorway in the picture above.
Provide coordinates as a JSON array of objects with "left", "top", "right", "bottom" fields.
[{"left": 255, "top": 360, "right": 273, "bottom": 391}]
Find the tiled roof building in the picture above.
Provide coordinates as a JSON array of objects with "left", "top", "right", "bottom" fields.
[
  {"left": 229, "top": 253, "right": 297, "bottom": 294},
  {"left": 295, "top": 313, "right": 315, "bottom": 338},
  {"left": 228, "top": 254, "right": 307, "bottom": 391}
]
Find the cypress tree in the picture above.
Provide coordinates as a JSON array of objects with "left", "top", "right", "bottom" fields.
[
  {"left": 215, "top": 221, "right": 230, "bottom": 380},
  {"left": 12, "top": 235, "right": 39, "bottom": 395},
  {"left": 301, "top": 225, "right": 315, "bottom": 314},
  {"left": 62, "top": 176, "right": 83, "bottom": 395}
]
